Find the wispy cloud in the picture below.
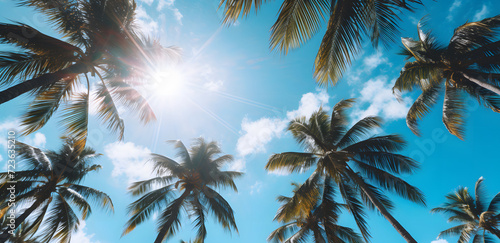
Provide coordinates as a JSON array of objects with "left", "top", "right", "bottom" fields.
[
  {"left": 447, "top": 0, "right": 462, "bottom": 22},
  {"left": 157, "top": 0, "right": 183, "bottom": 25},
  {"left": 135, "top": 6, "right": 160, "bottom": 36},
  {"left": 363, "top": 52, "right": 389, "bottom": 72},
  {"left": 352, "top": 76, "right": 412, "bottom": 121},
  {"left": 104, "top": 141, "right": 154, "bottom": 183},
  {"left": 346, "top": 51, "right": 390, "bottom": 85},
  {"left": 250, "top": 181, "right": 263, "bottom": 195},
  {"left": 473, "top": 5, "right": 489, "bottom": 21},
  {"left": 232, "top": 90, "right": 330, "bottom": 171}
]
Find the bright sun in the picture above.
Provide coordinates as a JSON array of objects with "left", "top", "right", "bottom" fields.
[{"left": 151, "top": 66, "right": 187, "bottom": 97}]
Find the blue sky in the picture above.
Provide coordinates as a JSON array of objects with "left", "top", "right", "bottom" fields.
[{"left": 1, "top": 0, "right": 500, "bottom": 242}]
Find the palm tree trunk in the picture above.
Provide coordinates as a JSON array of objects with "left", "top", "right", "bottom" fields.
[
  {"left": 154, "top": 190, "right": 191, "bottom": 243},
  {"left": 0, "top": 63, "right": 88, "bottom": 104},
  {"left": 0, "top": 197, "right": 48, "bottom": 243},
  {"left": 344, "top": 169, "right": 418, "bottom": 243},
  {"left": 460, "top": 72, "right": 500, "bottom": 96}
]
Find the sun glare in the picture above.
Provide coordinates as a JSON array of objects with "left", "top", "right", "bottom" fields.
[{"left": 152, "top": 66, "right": 187, "bottom": 97}]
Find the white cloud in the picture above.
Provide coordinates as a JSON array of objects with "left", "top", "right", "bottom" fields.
[
  {"left": 363, "top": 52, "right": 388, "bottom": 72},
  {"left": 353, "top": 76, "right": 412, "bottom": 121},
  {"left": 286, "top": 90, "right": 329, "bottom": 120},
  {"left": 234, "top": 90, "right": 330, "bottom": 172},
  {"left": 104, "top": 142, "right": 153, "bottom": 183},
  {"left": 204, "top": 80, "right": 224, "bottom": 92},
  {"left": 250, "top": 181, "right": 263, "bottom": 195},
  {"left": 157, "top": 0, "right": 174, "bottom": 10},
  {"left": 346, "top": 52, "right": 390, "bottom": 85},
  {"left": 171, "top": 8, "right": 183, "bottom": 25},
  {"left": 135, "top": 6, "right": 159, "bottom": 36},
  {"left": 73, "top": 221, "right": 101, "bottom": 243},
  {"left": 474, "top": 5, "right": 489, "bottom": 21},
  {"left": 229, "top": 158, "right": 246, "bottom": 172},
  {"left": 236, "top": 118, "right": 287, "bottom": 158},
  {"left": 431, "top": 239, "right": 448, "bottom": 243},
  {"left": 0, "top": 119, "right": 46, "bottom": 149},
  {"left": 447, "top": 0, "right": 462, "bottom": 21}
]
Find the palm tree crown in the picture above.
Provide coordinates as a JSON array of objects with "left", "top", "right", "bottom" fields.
[
  {"left": 432, "top": 177, "right": 500, "bottom": 243},
  {"left": 0, "top": 139, "right": 114, "bottom": 243},
  {"left": 268, "top": 177, "right": 363, "bottom": 243},
  {"left": 124, "top": 138, "right": 243, "bottom": 243},
  {"left": 393, "top": 15, "right": 500, "bottom": 140},
  {"left": 265, "top": 99, "right": 425, "bottom": 243},
  {"left": 0, "top": 0, "right": 179, "bottom": 153},
  {"left": 219, "top": 0, "right": 422, "bottom": 86}
]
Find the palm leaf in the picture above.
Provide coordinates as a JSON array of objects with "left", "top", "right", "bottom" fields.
[
  {"left": 442, "top": 84, "right": 466, "bottom": 140},
  {"left": 60, "top": 92, "right": 89, "bottom": 154},
  {"left": 269, "top": 0, "right": 329, "bottom": 54}
]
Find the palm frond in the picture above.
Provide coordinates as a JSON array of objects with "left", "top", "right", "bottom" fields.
[
  {"left": 406, "top": 84, "right": 441, "bottom": 136},
  {"left": 21, "top": 78, "right": 77, "bottom": 135},
  {"left": 202, "top": 187, "right": 238, "bottom": 232},
  {"left": 442, "top": 84, "right": 466, "bottom": 140},
  {"left": 95, "top": 83, "right": 125, "bottom": 140},
  {"left": 313, "top": 0, "right": 369, "bottom": 85},
  {"left": 354, "top": 161, "right": 426, "bottom": 205},
  {"left": 60, "top": 92, "right": 89, "bottom": 155},
  {"left": 219, "top": 0, "right": 268, "bottom": 25},
  {"left": 123, "top": 185, "right": 175, "bottom": 236},
  {"left": 269, "top": 0, "right": 329, "bottom": 54},
  {"left": 337, "top": 116, "right": 382, "bottom": 148},
  {"left": 0, "top": 23, "right": 81, "bottom": 55},
  {"left": 266, "top": 152, "right": 317, "bottom": 173}
]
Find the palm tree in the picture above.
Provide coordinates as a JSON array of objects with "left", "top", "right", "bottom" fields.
[
  {"left": 268, "top": 177, "right": 363, "bottom": 243},
  {"left": 431, "top": 177, "right": 500, "bottom": 243},
  {"left": 0, "top": 139, "right": 114, "bottom": 243},
  {"left": 393, "top": 15, "right": 500, "bottom": 140},
  {"left": 0, "top": 218, "right": 39, "bottom": 243},
  {"left": 219, "top": 0, "right": 422, "bottom": 86},
  {"left": 265, "top": 99, "right": 425, "bottom": 243},
  {"left": 124, "top": 138, "right": 243, "bottom": 243},
  {"left": 0, "top": 0, "right": 179, "bottom": 153}
]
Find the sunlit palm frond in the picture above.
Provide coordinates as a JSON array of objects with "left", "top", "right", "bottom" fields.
[
  {"left": 60, "top": 92, "right": 89, "bottom": 154},
  {"left": 219, "top": 0, "right": 268, "bottom": 25},
  {"left": 269, "top": 0, "right": 329, "bottom": 54},
  {"left": 18, "top": 0, "right": 87, "bottom": 46},
  {"left": 442, "top": 84, "right": 466, "bottom": 140},
  {"left": 0, "top": 51, "right": 74, "bottom": 86},
  {"left": 38, "top": 194, "right": 79, "bottom": 243},
  {"left": 106, "top": 79, "right": 156, "bottom": 123},
  {"left": 21, "top": 78, "right": 77, "bottom": 135},
  {"left": 266, "top": 152, "right": 317, "bottom": 173},
  {"left": 66, "top": 184, "right": 114, "bottom": 213},
  {"left": 314, "top": 0, "right": 369, "bottom": 85},
  {"left": 337, "top": 116, "right": 382, "bottom": 148},
  {"left": 95, "top": 83, "right": 125, "bottom": 140}
]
